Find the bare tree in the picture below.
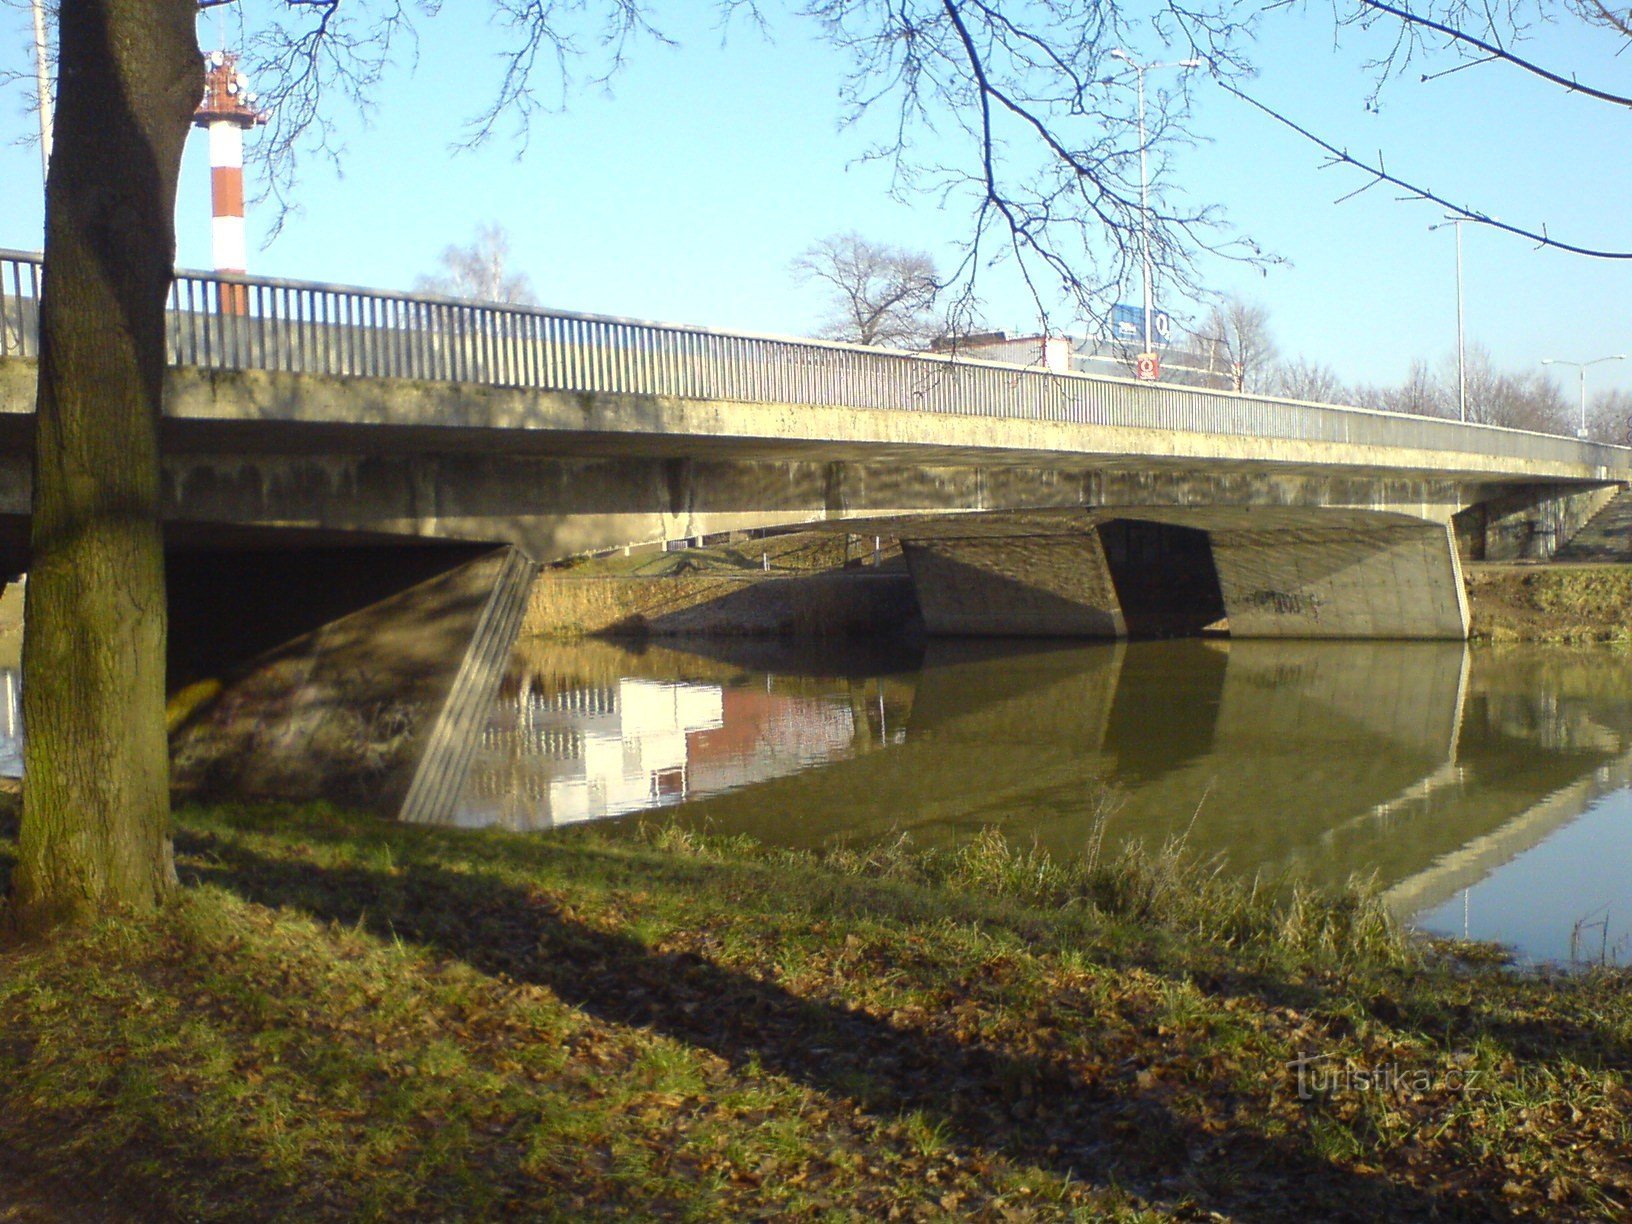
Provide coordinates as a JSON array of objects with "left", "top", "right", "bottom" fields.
[
  {"left": 1194, "top": 297, "right": 1275, "bottom": 392},
  {"left": 1348, "top": 348, "right": 1570, "bottom": 431},
  {"left": 7, "top": 0, "right": 200, "bottom": 933},
  {"left": 9, "top": 0, "right": 1262, "bottom": 934},
  {"left": 1352, "top": 359, "right": 1446, "bottom": 418},
  {"left": 792, "top": 233, "right": 942, "bottom": 349},
  {"left": 1587, "top": 388, "right": 1632, "bottom": 445},
  {"left": 414, "top": 223, "right": 537, "bottom": 305},
  {"left": 1224, "top": 2, "right": 1632, "bottom": 261},
  {"left": 1454, "top": 344, "right": 1569, "bottom": 432},
  {"left": 1269, "top": 358, "right": 1349, "bottom": 405}
]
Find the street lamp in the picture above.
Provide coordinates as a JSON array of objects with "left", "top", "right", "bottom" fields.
[
  {"left": 1107, "top": 50, "right": 1202, "bottom": 358},
  {"left": 1428, "top": 216, "right": 1468, "bottom": 423},
  {"left": 1541, "top": 354, "right": 1626, "bottom": 439},
  {"left": 29, "top": 0, "right": 51, "bottom": 182}
]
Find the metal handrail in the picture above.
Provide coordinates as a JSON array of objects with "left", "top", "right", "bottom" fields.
[{"left": 0, "top": 246, "right": 1623, "bottom": 470}]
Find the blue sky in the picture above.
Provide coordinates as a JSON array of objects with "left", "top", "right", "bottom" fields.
[{"left": 2, "top": 3, "right": 1631, "bottom": 398}]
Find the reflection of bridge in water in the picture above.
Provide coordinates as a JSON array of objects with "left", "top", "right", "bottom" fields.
[{"left": 453, "top": 638, "right": 1632, "bottom": 907}]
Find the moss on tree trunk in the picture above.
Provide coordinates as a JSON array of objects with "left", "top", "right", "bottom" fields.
[{"left": 6, "top": 0, "right": 202, "bottom": 932}]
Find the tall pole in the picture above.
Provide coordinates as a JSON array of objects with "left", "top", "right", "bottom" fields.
[
  {"left": 30, "top": 0, "right": 51, "bottom": 182},
  {"left": 1429, "top": 216, "right": 1468, "bottom": 422},
  {"left": 1135, "top": 65, "right": 1152, "bottom": 355},
  {"left": 1109, "top": 51, "right": 1200, "bottom": 362},
  {"left": 194, "top": 51, "right": 264, "bottom": 313},
  {"left": 1454, "top": 221, "right": 1466, "bottom": 423}
]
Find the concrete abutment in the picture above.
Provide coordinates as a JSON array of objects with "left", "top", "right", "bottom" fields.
[{"left": 895, "top": 514, "right": 1470, "bottom": 641}]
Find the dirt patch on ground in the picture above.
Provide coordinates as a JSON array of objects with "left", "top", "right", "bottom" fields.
[{"left": 1465, "top": 563, "right": 1632, "bottom": 642}]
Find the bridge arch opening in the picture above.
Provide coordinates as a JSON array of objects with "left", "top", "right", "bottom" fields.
[{"left": 1097, "top": 519, "right": 1226, "bottom": 639}]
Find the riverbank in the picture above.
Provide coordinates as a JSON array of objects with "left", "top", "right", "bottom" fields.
[
  {"left": 1466, "top": 563, "right": 1632, "bottom": 643},
  {"left": 3, "top": 803, "right": 1630, "bottom": 1220},
  {"left": 528, "top": 554, "right": 1632, "bottom": 644}
]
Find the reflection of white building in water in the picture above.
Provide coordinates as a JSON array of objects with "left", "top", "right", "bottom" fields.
[
  {"left": 0, "top": 668, "right": 20, "bottom": 777},
  {"left": 457, "top": 675, "right": 863, "bottom": 831},
  {"left": 551, "top": 679, "right": 724, "bottom": 824}
]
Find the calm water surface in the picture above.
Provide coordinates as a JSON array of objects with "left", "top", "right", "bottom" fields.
[{"left": 453, "top": 637, "right": 1632, "bottom": 967}]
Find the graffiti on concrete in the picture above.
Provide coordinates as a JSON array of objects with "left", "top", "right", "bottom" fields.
[{"left": 1242, "top": 588, "right": 1322, "bottom": 619}]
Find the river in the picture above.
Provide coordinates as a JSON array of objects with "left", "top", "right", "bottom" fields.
[
  {"left": 2, "top": 600, "right": 1627, "bottom": 966},
  {"left": 452, "top": 636, "right": 1632, "bottom": 968}
]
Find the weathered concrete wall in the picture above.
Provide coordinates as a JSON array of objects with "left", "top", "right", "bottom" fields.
[
  {"left": 1478, "top": 483, "right": 1622, "bottom": 561},
  {"left": 1211, "top": 523, "right": 1468, "bottom": 640},
  {"left": 5, "top": 360, "right": 1620, "bottom": 486},
  {"left": 0, "top": 448, "right": 1526, "bottom": 566},
  {"left": 520, "top": 571, "right": 919, "bottom": 639},
  {"left": 901, "top": 536, "right": 1125, "bottom": 637}
]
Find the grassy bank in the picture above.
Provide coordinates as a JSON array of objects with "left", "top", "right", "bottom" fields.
[
  {"left": 3, "top": 804, "right": 1631, "bottom": 1221},
  {"left": 1466, "top": 564, "right": 1632, "bottom": 643}
]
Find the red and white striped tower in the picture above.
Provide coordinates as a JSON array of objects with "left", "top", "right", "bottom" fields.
[{"left": 193, "top": 51, "right": 263, "bottom": 313}]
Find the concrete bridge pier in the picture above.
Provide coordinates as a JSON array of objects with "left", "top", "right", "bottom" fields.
[
  {"left": 895, "top": 513, "right": 1469, "bottom": 641},
  {"left": 1210, "top": 522, "right": 1468, "bottom": 640},
  {"left": 901, "top": 534, "right": 1127, "bottom": 637},
  {"left": 166, "top": 538, "right": 536, "bottom": 822}
]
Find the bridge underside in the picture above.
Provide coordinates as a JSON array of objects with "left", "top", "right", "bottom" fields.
[
  {"left": 0, "top": 458, "right": 1511, "bottom": 644},
  {"left": 0, "top": 385, "right": 1611, "bottom": 646}
]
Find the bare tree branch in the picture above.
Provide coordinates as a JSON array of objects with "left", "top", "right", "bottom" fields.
[
  {"left": 1219, "top": 79, "right": 1632, "bottom": 259},
  {"left": 1356, "top": 0, "right": 1632, "bottom": 107}
]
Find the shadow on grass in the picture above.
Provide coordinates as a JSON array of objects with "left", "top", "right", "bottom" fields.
[
  {"left": 185, "top": 826, "right": 1507, "bottom": 1223},
  {"left": 0, "top": 792, "right": 16, "bottom": 896}
]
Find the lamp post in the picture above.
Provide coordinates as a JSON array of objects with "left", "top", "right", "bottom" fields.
[
  {"left": 1107, "top": 50, "right": 1201, "bottom": 357},
  {"left": 1429, "top": 216, "right": 1468, "bottom": 422},
  {"left": 1541, "top": 354, "right": 1626, "bottom": 439},
  {"left": 29, "top": 0, "right": 51, "bottom": 182}
]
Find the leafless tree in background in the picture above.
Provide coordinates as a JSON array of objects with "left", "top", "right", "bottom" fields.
[
  {"left": 1269, "top": 358, "right": 1349, "bottom": 405},
  {"left": 1452, "top": 343, "right": 1569, "bottom": 432},
  {"left": 1195, "top": 297, "right": 1276, "bottom": 392},
  {"left": 792, "top": 233, "right": 943, "bottom": 348},
  {"left": 415, "top": 223, "right": 538, "bottom": 305},
  {"left": 1587, "top": 388, "right": 1632, "bottom": 445},
  {"left": 1352, "top": 359, "right": 1445, "bottom": 417},
  {"left": 1342, "top": 347, "right": 1568, "bottom": 430}
]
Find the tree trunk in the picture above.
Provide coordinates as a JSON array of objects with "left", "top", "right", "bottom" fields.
[{"left": 7, "top": 0, "right": 201, "bottom": 932}]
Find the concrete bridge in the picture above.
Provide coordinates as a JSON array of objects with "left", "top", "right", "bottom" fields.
[
  {"left": 2, "top": 247, "right": 1627, "bottom": 646},
  {"left": 5, "top": 247, "right": 1629, "bottom": 820}
]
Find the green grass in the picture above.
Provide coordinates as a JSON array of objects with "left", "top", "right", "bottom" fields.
[{"left": 2, "top": 801, "right": 1630, "bottom": 1220}]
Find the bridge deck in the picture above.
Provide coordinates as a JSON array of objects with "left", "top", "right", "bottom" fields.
[{"left": 3, "top": 248, "right": 1625, "bottom": 486}]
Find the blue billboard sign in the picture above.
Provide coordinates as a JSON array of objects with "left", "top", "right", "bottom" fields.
[{"left": 1110, "top": 303, "right": 1173, "bottom": 346}]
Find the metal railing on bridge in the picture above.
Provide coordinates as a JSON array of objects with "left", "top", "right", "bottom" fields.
[{"left": 1, "top": 247, "right": 1620, "bottom": 470}]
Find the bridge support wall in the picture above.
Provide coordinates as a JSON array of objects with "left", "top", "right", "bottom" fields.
[
  {"left": 1210, "top": 522, "right": 1468, "bottom": 639},
  {"left": 901, "top": 535, "right": 1126, "bottom": 637},
  {"left": 170, "top": 545, "right": 535, "bottom": 822}
]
